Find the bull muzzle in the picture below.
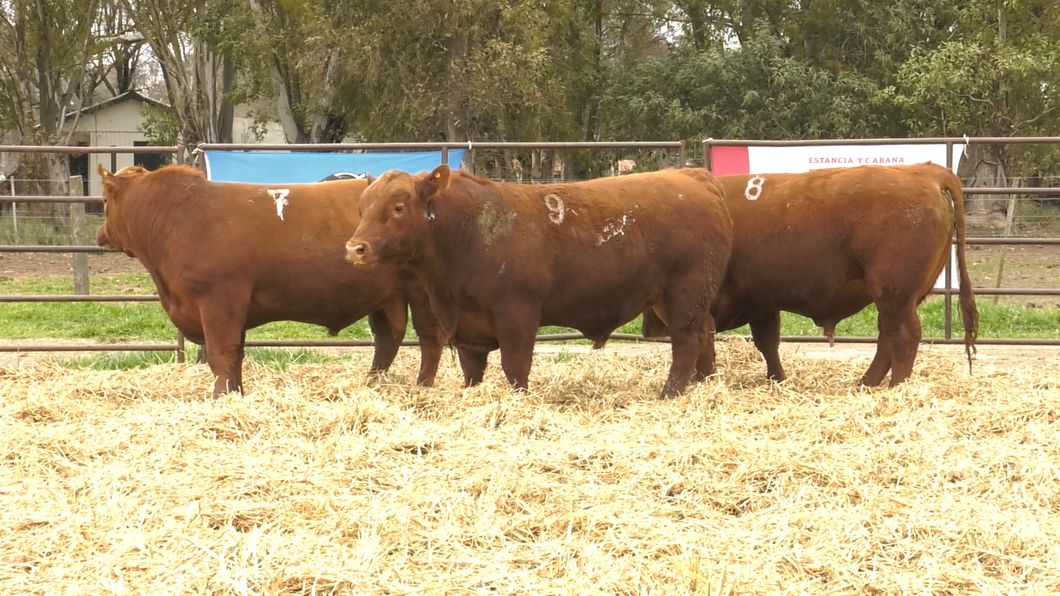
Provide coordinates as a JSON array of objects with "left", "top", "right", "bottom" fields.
[
  {"left": 345, "top": 239, "right": 372, "bottom": 265},
  {"left": 95, "top": 225, "right": 110, "bottom": 248}
]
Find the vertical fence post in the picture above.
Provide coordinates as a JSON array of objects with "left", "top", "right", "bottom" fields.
[
  {"left": 702, "top": 140, "right": 712, "bottom": 171},
  {"left": 943, "top": 141, "right": 954, "bottom": 340},
  {"left": 9, "top": 177, "right": 16, "bottom": 243},
  {"left": 678, "top": 141, "right": 687, "bottom": 169},
  {"left": 441, "top": 146, "right": 448, "bottom": 169},
  {"left": 69, "top": 175, "right": 89, "bottom": 296}
]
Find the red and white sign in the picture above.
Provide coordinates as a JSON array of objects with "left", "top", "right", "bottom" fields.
[
  {"left": 710, "top": 143, "right": 964, "bottom": 176},
  {"left": 710, "top": 143, "right": 966, "bottom": 290}
]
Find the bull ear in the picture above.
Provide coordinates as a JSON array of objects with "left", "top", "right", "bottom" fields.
[
  {"left": 365, "top": 173, "right": 376, "bottom": 186},
  {"left": 98, "top": 164, "right": 112, "bottom": 178},
  {"left": 417, "top": 165, "right": 450, "bottom": 199}
]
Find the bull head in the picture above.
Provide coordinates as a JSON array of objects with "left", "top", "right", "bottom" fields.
[
  {"left": 346, "top": 165, "right": 450, "bottom": 266},
  {"left": 95, "top": 163, "right": 143, "bottom": 257}
]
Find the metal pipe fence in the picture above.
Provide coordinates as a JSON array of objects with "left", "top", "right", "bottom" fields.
[{"left": 0, "top": 139, "right": 1058, "bottom": 364}]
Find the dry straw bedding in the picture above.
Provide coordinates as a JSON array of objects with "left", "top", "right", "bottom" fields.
[{"left": 2, "top": 339, "right": 1060, "bottom": 595}]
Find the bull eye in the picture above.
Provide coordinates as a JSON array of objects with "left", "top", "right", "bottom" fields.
[{"left": 395, "top": 203, "right": 405, "bottom": 214}]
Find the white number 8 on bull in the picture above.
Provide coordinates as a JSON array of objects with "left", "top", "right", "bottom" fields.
[{"left": 745, "top": 175, "right": 765, "bottom": 201}]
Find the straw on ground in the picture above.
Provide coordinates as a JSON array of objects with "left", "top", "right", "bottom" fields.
[{"left": 2, "top": 338, "right": 1059, "bottom": 595}]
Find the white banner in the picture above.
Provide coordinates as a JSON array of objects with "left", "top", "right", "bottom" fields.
[{"left": 746, "top": 143, "right": 964, "bottom": 175}]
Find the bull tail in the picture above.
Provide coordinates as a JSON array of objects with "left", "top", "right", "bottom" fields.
[{"left": 942, "top": 169, "right": 979, "bottom": 370}]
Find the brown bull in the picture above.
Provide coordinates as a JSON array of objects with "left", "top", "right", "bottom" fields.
[
  {"left": 644, "top": 162, "right": 979, "bottom": 386},
  {"left": 345, "top": 165, "right": 732, "bottom": 397},
  {"left": 95, "top": 164, "right": 444, "bottom": 395}
]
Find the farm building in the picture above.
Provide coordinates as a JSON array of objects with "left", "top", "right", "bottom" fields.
[{"left": 58, "top": 91, "right": 286, "bottom": 195}]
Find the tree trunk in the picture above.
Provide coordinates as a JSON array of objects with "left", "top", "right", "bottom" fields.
[
  {"left": 444, "top": 33, "right": 469, "bottom": 143},
  {"left": 310, "top": 49, "right": 343, "bottom": 143},
  {"left": 959, "top": 143, "right": 1007, "bottom": 216},
  {"left": 217, "top": 55, "right": 236, "bottom": 143}
]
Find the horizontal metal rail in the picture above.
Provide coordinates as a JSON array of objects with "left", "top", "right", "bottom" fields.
[
  {"left": 0, "top": 246, "right": 113, "bottom": 253},
  {"left": 0, "top": 342, "right": 180, "bottom": 353},
  {"left": 703, "top": 137, "right": 1060, "bottom": 146},
  {"left": 196, "top": 141, "right": 684, "bottom": 151},
  {"left": 0, "top": 196, "right": 104, "bottom": 204},
  {"left": 2, "top": 334, "right": 1054, "bottom": 356},
  {"left": 7, "top": 289, "right": 1060, "bottom": 303},
  {"left": 1, "top": 190, "right": 1054, "bottom": 206},
  {"left": 0, "top": 145, "right": 180, "bottom": 154},
  {"left": 5, "top": 238, "right": 1057, "bottom": 253},
  {"left": 0, "top": 295, "right": 158, "bottom": 302}
]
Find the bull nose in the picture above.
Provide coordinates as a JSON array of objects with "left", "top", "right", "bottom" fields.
[{"left": 345, "top": 240, "right": 369, "bottom": 264}]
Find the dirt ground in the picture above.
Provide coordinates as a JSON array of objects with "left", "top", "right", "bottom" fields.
[{"left": 0, "top": 251, "right": 145, "bottom": 279}]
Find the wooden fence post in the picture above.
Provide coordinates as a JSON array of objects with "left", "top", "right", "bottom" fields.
[{"left": 69, "top": 175, "right": 89, "bottom": 295}]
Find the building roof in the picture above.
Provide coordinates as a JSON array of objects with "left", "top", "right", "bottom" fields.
[{"left": 64, "top": 90, "right": 169, "bottom": 121}]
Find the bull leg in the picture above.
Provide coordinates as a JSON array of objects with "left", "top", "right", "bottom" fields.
[
  {"left": 692, "top": 313, "right": 718, "bottom": 383},
  {"left": 660, "top": 293, "right": 709, "bottom": 399},
  {"left": 879, "top": 300, "right": 922, "bottom": 387},
  {"left": 407, "top": 286, "right": 443, "bottom": 387},
  {"left": 861, "top": 318, "right": 892, "bottom": 387},
  {"left": 230, "top": 331, "right": 247, "bottom": 391},
  {"left": 200, "top": 301, "right": 249, "bottom": 396},
  {"left": 367, "top": 300, "right": 407, "bottom": 379},
  {"left": 749, "top": 311, "right": 785, "bottom": 382},
  {"left": 458, "top": 348, "right": 489, "bottom": 387},
  {"left": 494, "top": 304, "right": 539, "bottom": 392}
]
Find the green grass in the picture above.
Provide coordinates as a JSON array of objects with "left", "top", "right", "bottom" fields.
[
  {"left": 0, "top": 273, "right": 373, "bottom": 342},
  {"left": 2, "top": 273, "right": 1058, "bottom": 372},
  {"left": 62, "top": 347, "right": 350, "bottom": 371}
]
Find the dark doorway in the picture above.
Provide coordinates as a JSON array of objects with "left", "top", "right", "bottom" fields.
[{"left": 133, "top": 141, "right": 168, "bottom": 171}]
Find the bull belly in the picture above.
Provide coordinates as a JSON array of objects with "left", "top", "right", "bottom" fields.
[{"left": 721, "top": 282, "right": 873, "bottom": 330}]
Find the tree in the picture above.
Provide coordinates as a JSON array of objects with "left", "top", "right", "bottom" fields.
[
  {"left": 0, "top": 0, "right": 106, "bottom": 220},
  {"left": 887, "top": 0, "right": 1060, "bottom": 213},
  {"left": 121, "top": 0, "right": 241, "bottom": 145}
]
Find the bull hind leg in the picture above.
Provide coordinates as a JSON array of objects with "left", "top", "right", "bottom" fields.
[
  {"left": 367, "top": 301, "right": 408, "bottom": 379},
  {"left": 749, "top": 312, "right": 785, "bottom": 382},
  {"left": 230, "top": 331, "right": 247, "bottom": 391},
  {"left": 659, "top": 293, "right": 710, "bottom": 398},
  {"left": 692, "top": 312, "right": 718, "bottom": 383},
  {"left": 875, "top": 299, "right": 922, "bottom": 386},
  {"left": 861, "top": 318, "right": 892, "bottom": 387},
  {"left": 457, "top": 348, "right": 489, "bottom": 387}
]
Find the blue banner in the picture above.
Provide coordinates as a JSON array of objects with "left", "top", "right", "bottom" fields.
[{"left": 203, "top": 149, "right": 465, "bottom": 184}]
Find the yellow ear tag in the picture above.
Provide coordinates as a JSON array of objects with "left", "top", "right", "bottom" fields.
[{"left": 434, "top": 172, "right": 441, "bottom": 178}]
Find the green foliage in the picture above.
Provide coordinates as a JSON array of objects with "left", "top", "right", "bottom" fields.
[
  {"left": 139, "top": 105, "right": 182, "bottom": 147},
  {"left": 600, "top": 29, "right": 885, "bottom": 143},
  {"left": 886, "top": 0, "right": 1060, "bottom": 138}
]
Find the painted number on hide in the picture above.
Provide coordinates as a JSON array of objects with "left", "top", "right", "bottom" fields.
[
  {"left": 544, "top": 193, "right": 565, "bottom": 224},
  {"left": 745, "top": 176, "right": 765, "bottom": 201},
  {"left": 267, "top": 189, "right": 291, "bottom": 220}
]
